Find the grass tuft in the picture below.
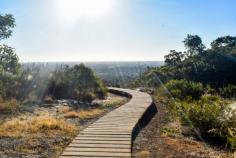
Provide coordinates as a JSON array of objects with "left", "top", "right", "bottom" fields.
[
  {"left": 77, "top": 109, "right": 104, "bottom": 120},
  {"left": 0, "top": 99, "right": 20, "bottom": 113},
  {"left": 136, "top": 150, "right": 150, "bottom": 158},
  {"left": 0, "top": 116, "right": 78, "bottom": 138},
  {"left": 64, "top": 111, "right": 79, "bottom": 118}
]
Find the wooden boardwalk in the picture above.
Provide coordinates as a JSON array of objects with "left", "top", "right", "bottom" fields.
[{"left": 61, "top": 87, "right": 153, "bottom": 158}]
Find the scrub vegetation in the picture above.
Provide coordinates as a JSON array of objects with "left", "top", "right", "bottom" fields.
[{"left": 132, "top": 34, "right": 236, "bottom": 156}]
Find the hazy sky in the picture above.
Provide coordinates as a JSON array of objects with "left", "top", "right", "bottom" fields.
[{"left": 1, "top": 0, "right": 236, "bottom": 62}]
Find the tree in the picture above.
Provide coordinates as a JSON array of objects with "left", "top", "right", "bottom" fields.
[
  {"left": 211, "top": 36, "right": 236, "bottom": 49},
  {"left": 183, "top": 34, "right": 205, "bottom": 56},
  {"left": 164, "top": 50, "right": 184, "bottom": 66},
  {"left": 0, "top": 14, "right": 15, "bottom": 40},
  {"left": 0, "top": 14, "right": 19, "bottom": 75},
  {"left": 0, "top": 14, "right": 20, "bottom": 99},
  {"left": 0, "top": 45, "right": 20, "bottom": 74},
  {"left": 134, "top": 34, "right": 236, "bottom": 89}
]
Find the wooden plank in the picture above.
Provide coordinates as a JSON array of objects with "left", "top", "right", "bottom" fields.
[
  {"left": 77, "top": 134, "right": 131, "bottom": 138},
  {"left": 65, "top": 147, "right": 130, "bottom": 153},
  {"left": 69, "top": 143, "right": 130, "bottom": 148},
  {"left": 83, "top": 129, "right": 131, "bottom": 132},
  {"left": 75, "top": 137, "right": 131, "bottom": 141},
  {"left": 81, "top": 131, "right": 131, "bottom": 135},
  {"left": 71, "top": 140, "right": 131, "bottom": 145},
  {"left": 62, "top": 151, "right": 131, "bottom": 157}
]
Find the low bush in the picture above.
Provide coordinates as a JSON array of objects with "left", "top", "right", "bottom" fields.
[
  {"left": 0, "top": 99, "right": 19, "bottom": 113},
  {"left": 220, "top": 84, "right": 236, "bottom": 99},
  {"left": 174, "top": 96, "right": 235, "bottom": 150},
  {"left": 161, "top": 79, "right": 204, "bottom": 101},
  {"left": 155, "top": 81, "right": 236, "bottom": 150},
  {"left": 186, "top": 95, "right": 223, "bottom": 131},
  {"left": 47, "top": 64, "right": 107, "bottom": 103}
]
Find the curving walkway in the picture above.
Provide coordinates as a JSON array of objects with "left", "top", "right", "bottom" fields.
[{"left": 60, "top": 87, "right": 153, "bottom": 158}]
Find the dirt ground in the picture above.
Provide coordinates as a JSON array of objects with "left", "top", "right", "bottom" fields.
[
  {"left": 132, "top": 102, "right": 234, "bottom": 158},
  {"left": 0, "top": 93, "right": 128, "bottom": 158}
]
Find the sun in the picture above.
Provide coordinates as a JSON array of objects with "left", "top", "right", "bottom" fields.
[{"left": 54, "top": 0, "right": 115, "bottom": 22}]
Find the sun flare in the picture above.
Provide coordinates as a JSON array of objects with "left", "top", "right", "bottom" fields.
[{"left": 54, "top": 0, "right": 115, "bottom": 22}]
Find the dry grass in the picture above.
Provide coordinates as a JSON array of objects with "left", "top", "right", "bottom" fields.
[
  {"left": 58, "top": 106, "right": 71, "bottom": 114},
  {"left": 100, "top": 95, "right": 128, "bottom": 108},
  {"left": 77, "top": 108, "right": 104, "bottom": 120},
  {"left": 30, "top": 117, "right": 78, "bottom": 136},
  {"left": 64, "top": 111, "right": 79, "bottom": 118},
  {"left": 63, "top": 108, "right": 105, "bottom": 120},
  {"left": 135, "top": 150, "right": 150, "bottom": 158},
  {"left": 0, "top": 99, "right": 19, "bottom": 113},
  {"left": 0, "top": 116, "right": 78, "bottom": 138}
]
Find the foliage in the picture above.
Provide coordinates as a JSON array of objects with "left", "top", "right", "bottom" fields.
[
  {"left": 131, "top": 34, "right": 236, "bottom": 150},
  {"left": 157, "top": 86, "right": 236, "bottom": 150},
  {"left": 160, "top": 79, "right": 204, "bottom": 100},
  {"left": 0, "top": 14, "right": 15, "bottom": 40},
  {"left": 0, "top": 45, "right": 20, "bottom": 75},
  {"left": 161, "top": 126, "right": 181, "bottom": 137},
  {"left": 186, "top": 95, "right": 223, "bottom": 131},
  {"left": 164, "top": 50, "right": 184, "bottom": 66},
  {"left": 47, "top": 64, "right": 107, "bottom": 102},
  {"left": 183, "top": 34, "right": 205, "bottom": 56},
  {"left": 220, "top": 84, "right": 236, "bottom": 99},
  {"left": 0, "top": 14, "right": 20, "bottom": 100},
  {"left": 133, "top": 35, "right": 236, "bottom": 91}
]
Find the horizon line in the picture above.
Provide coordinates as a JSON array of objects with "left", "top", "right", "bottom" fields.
[{"left": 20, "top": 60, "right": 164, "bottom": 63}]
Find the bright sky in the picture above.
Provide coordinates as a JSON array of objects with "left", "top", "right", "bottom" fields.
[{"left": 1, "top": 0, "right": 236, "bottom": 62}]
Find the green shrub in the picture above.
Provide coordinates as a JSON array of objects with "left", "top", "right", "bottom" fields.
[
  {"left": 187, "top": 95, "right": 222, "bottom": 131},
  {"left": 220, "top": 84, "right": 236, "bottom": 99},
  {"left": 80, "top": 92, "right": 95, "bottom": 103},
  {"left": 47, "top": 64, "right": 107, "bottom": 103},
  {"left": 162, "top": 79, "right": 204, "bottom": 100},
  {"left": 176, "top": 96, "right": 235, "bottom": 150}
]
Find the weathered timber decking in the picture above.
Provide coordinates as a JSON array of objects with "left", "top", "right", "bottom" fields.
[{"left": 61, "top": 87, "right": 153, "bottom": 158}]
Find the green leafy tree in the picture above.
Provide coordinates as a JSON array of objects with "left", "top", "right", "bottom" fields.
[
  {"left": 0, "top": 14, "right": 20, "bottom": 99},
  {"left": 211, "top": 36, "right": 236, "bottom": 49},
  {"left": 0, "top": 14, "right": 15, "bottom": 40},
  {"left": 183, "top": 34, "right": 205, "bottom": 56},
  {"left": 133, "top": 34, "right": 236, "bottom": 90},
  {"left": 164, "top": 50, "right": 184, "bottom": 66},
  {"left": 0, "top": 45, "right": 20, "bottom": 74},
  {"left": 0, "top": 14, "right": 19, "bottom": 75}
]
